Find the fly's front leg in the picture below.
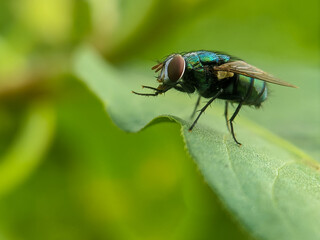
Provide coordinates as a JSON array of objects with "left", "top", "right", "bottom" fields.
[
  {"left": 132, "top": 85, "right": 171, "bottom": 96},
  {"left": 173, "top": 85, "right": 187, "bottom": 92},
  {"left": 189, "top": 89, "right": 223, "bottom": 131},
  {"left": 175, "top": 82, "right": 195, "bottom": 94}
]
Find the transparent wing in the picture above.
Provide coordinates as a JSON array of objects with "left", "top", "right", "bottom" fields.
[{"left": 214, "top": 61, "right": 297, "bottom": 88}]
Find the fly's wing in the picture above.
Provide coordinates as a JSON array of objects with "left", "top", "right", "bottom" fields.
[{"left": 214, "top": 61, "right": 297, "bottom": 88}]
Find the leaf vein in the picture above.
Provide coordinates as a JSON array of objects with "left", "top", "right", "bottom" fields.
[{"left": 271, "top": 160, "right": 296, "bottom": 204}]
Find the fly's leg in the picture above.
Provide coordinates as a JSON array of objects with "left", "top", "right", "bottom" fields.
[
  {"left": 229, "top": 102, "right": 243, "bottom": 145},
  {"left": 228, "top": 78, "right": 254, "bottom": 145},
  {"left": 132, "top": 91, "right": 160, "bottom": 96},
  {"left": 190, "top": 95, "right": 201, "bottom": 119},
  {"left": 132, "top": 85, "right": 171, "bottom": 96},
  {"left": 173, "top": 86, "right": 187, "bottom": 92},
  {"left": 174, "top": 82, "right": 196, "bottom": 94},
  {"left": 141, "top": 86, "right": 159, "bottom": 91},
  {"left": 224, "top": 101, "right": 230, "bottom": 131},
  {"left": 189, "top": 89, "right": 223, "bottom": 131}
]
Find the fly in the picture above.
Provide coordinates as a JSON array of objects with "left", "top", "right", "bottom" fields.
[{"left": 132, "top": 51, "right": 297, "bottom": 145}]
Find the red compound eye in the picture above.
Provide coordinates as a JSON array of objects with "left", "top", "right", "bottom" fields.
[{"left": 167, "top": 54, "right": 185, "bottom": 82}]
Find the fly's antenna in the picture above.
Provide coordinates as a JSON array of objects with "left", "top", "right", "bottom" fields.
[{"left": 151, "top": 62, "right": 164, "bottom": 73}]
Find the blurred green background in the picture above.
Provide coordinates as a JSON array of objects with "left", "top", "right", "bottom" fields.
[{"left": 0, "top": 0, "right": 319, "bottom": 239}]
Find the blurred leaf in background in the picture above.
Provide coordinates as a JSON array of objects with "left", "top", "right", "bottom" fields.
[{"left": 0, "top": 0, "right": 319, "bottom": 240}]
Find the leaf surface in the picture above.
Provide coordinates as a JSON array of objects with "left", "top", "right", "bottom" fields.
[{"left": 73, "top": 46, "right": 320, "bottom": 240}]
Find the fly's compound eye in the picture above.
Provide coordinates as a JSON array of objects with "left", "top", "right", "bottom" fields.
[{"left": 167, "top": 54, "right": 185, "bottom": 82}]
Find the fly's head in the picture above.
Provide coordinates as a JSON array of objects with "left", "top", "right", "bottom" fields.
[
  {"left": 152, "top": 54, "right": 186, "bottom": 87},
  {"left": 132, "top": 54, "right": 186, "bottom": 96}
]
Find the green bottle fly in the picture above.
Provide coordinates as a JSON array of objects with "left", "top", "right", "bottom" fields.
[{"left": 133, "top": 51, "right": 297, "bottom": 145}]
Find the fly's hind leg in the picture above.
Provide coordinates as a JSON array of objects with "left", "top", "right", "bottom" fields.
[
  {"left": 190, "top": 95, "right": 201, "bottom": 119},
  {"left": 228, "top": 78, "right": 254, "bottom": 145},
  {"left": 224, "top": 101, "right": 231, "bottom": 131},
  {"left": 229, "top": 102, "right": 243, "bottom": 145}
]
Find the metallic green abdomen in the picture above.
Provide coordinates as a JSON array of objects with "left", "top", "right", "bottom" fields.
[{"left": 223, "top": 76, "right": 267, "bottom": 106}]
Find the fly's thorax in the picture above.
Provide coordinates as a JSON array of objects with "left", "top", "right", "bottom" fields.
[
  {"left": 181, "top": 51, "right": 233, "bottom": 94},
  {"left": 183, "top": 51, "right": 231, "bottom": 70},
  {"left": 156, "top": 54, "right": 185, "bottom": 85}
]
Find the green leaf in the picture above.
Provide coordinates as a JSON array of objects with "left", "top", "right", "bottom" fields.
[{"left": 73, "top": 46, "right": 320, "bottom": 240}]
